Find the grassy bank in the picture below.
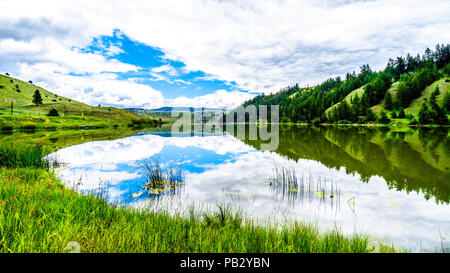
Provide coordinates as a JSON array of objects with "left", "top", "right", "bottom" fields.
[
  {"left": 0, "top": 113, "right": 163, "bottom": 131},
  {"left": 0, "top": 144, "right": 397, "bottom": 253}
]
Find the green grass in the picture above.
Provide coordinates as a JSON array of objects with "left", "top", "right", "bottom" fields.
[
  {"left": 0, "top": 144, "right": 398, "bottom": 253},
  {"left": 0, "top": 143, "right": 49, "bottom": 169}
]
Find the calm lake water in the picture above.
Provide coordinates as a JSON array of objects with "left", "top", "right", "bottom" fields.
[{"left": 45, "top": 126, "right": 449, "bottom": 252}]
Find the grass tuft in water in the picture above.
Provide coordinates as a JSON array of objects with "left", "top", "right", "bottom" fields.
[{"left": 140, "top": 159, "right": 184, "bottom": 196}]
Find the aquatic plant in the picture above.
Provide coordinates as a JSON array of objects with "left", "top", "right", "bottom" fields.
[
  {"left": 270, "top": 164, "right": 341, "bottom": 211},
  {"left": 136, "top": 159, "right": 184, "bottom": 197}
]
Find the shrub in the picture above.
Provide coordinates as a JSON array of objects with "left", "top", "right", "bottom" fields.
[{"left": 47, "top": 109, "right": 60, "bottom": 117}]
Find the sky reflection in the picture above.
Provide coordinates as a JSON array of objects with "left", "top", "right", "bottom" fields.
[{"left": 50, "top": 132, "right": 450, "bottom": 252}]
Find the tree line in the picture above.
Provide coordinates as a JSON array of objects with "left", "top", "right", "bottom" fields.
[{"left": 241, "top": 44, "right": 450, "bottom": 125}]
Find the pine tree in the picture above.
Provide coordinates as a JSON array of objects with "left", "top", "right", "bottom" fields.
[
  {"left": 443, "top": 91, "right": 450, "bottom": 114},
  {"left": 366, "top": 109, "right": 376, "bottom": 122},
  {"left": 419, "top": 101, "right": 431, "bottom": 124},
  {"left": 429, "top": 89, "right": 447, "bottom": 125},
  {"left": 32, "top": 90, "right": 43, "bottom": 105},
  {"left": 384, "top": 91, "right": 393, "bottom": 110}
]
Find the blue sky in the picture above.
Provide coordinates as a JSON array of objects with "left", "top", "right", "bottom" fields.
[
  {"left": 0, "top": 0, "right": 449, "bottom": 109},
  {"left": 84, "top": 30, "right": 243, "bottom": 100}
]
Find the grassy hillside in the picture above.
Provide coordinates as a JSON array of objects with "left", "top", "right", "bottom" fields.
[
  {"left": 325, "top": 85, "right": 366, "bottom": 115},
  {"left": 325, "top": 76, "right": 450, "bottom": 120},
  {"left": 370, "top": 77, "right": 450, "bottom": 116},
  {"left": 0, "top": 74, "right": 159, "bottom": 129}
]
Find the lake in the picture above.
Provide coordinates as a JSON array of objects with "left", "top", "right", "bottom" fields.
[{"left": 13, "top": 125, "right": 449, "bottom": 252}]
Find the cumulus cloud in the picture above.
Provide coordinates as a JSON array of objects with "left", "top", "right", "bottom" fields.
[
  {"left": 1, "top": 0, "right": 449, "bottom": 108},
  {"left": 168, "top": 89, "right": 255, "bottom": 109}
]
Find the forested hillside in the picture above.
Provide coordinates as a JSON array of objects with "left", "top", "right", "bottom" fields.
[{"left": 242, "top": 44, "right": 450, "bottom": 125}]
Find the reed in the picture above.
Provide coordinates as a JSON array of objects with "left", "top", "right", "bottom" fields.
[
  {"left": 270, "top": 164, "right": 341, "bottom": 211},
  {"left": 140, "top": 159, "right": 184, "bottom": 196}
]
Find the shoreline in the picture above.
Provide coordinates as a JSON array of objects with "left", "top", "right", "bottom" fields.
[{"left": 0, "top": 165, "right": 400, "bottom": 253}]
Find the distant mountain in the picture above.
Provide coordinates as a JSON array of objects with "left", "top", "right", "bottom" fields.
[
  {"left": 124, "top": 107, "right": 149, "bottom": 113},
  {"left": 148, "top": 107, "right": 225, "bottom": 113}
]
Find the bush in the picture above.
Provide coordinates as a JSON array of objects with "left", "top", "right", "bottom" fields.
[{"left": 47, "top": 109, "right": 59, "bottom": 117}]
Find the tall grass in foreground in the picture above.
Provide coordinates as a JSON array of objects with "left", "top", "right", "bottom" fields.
[
  {"left": 0, "top": 143, "right": 49, "bottom": 169},
  {"left": 0, "top": 167, "right": 398, "bottom": 253}
]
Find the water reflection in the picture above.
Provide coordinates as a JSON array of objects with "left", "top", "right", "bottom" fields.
[{"left": 49, "top": 126, "right": 450, "bottom": 252}]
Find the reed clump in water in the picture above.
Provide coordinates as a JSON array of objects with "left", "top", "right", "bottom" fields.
[
  {"left": 140, "top": 160, "right": 184, "bottom": 196},
  {"left": 270, "top": 164, "right": 341, "bottom": 209}
]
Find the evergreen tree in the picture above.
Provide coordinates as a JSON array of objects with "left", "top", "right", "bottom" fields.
[
  {"left": 418, "top": 101, "right": 432, "bottom": 124},
  {"left": 429, "top": 88, "right": 447, "bottom": 125},
  {"left": 378, "top": 111, "right": 390, "bottom": 124},
  {"left": 443, "top": 91, "right": 450, "bottom": 114},
  {"left": 32, "top": 90, "right": 43, "bottom": 105},
  {"left": 384, "top": 91, "right": 393, "bottom": 110},
  {"left": 366, "top": 109, "right": 376, "bottom": 122},
  {"left": 398, "top": 109, "right": 406, "bottom": 118}
]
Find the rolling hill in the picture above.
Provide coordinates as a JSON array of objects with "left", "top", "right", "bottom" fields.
[{"left": 0, "top": 74, "right": 158, "bottom": 129}]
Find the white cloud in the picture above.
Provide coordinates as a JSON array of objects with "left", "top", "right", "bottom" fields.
[
  {"left": 1, "top": 0, "right": 450, "bottom": 107},
  {"left": 151, "top": 64, "right": 179, "bottom": 77},
  {"left": 168, "top": 89, "right": 254, "bottom": 109}
]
